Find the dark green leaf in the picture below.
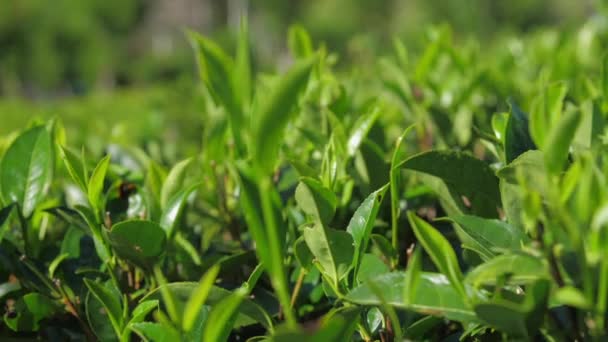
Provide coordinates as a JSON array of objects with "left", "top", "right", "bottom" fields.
[
  {"left": 398, "top": 150, "right": 500, "bottom": 218},
  {"left": 84, "top": 279, "right": 123, "bottom": 336},
  {"left": 109, "top": 220, "right": 166, "bottom": 269},
  {"left": 3, "top": 293, "right": 59, "bottom": 332},
  {"left": 0, "top": 126, "right": 53, "bottom": 217},
  {"left": 505, "top": 100, "right": 536, "bottom": 163},
  {"left": 445, "top": 215, "right": 529, "bottom": 260}
]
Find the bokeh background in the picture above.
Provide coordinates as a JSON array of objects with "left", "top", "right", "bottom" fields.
[{"left": 0, "top": 0, "right": 604, "bottom": 148}]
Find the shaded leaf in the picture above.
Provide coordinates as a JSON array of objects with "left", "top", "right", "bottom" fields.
[
  {"left": 505, "top": 100, "right": 536, "bottom": 163},
  {"left": 109, "top": 220, "right": 166, "bottom": 269},
  {"left": 398, "top": 150, "right": 500, "bottom": 218}
]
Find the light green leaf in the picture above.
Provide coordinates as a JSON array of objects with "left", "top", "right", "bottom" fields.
[
  {"left": 160, "top": 157, "right": 193, "bottom": 209},
  {"left": 303, "top": 223, "right": 354, "bottom": 286},
  {"left": 347, "top": 106, "right": 381, "bottom": 157},
  {"left": 544, "top": 106, "right": 581, "bottom": 175},
  {"left": 346, "top": 184, "right": 388, "bottom": 278},
  {"left": 465, "top": 253, "right": 548, "bottom": 287},
  {"left": 407, "top": 212, "right": 466, "bottom": 298},
  {"left": 60, "top": 146, "right": 87, "bottom": 191},
  {"left": 251, "top": 56, "right": 317, "bottom": 174},
  {"left": 288, "top": 24, "right": 314, "bottom": 59},
  {"left": 183, "top": 265, "right": 220, "bottom": 332},
  {"left": 203, "top": 287, "right": 247, "bottom": 342},
  {"left": 345, "top": 272, "right": 477, "bottom": 323},
  {"left": 88, "top": 155, "right": 111, "bottom": 217},
  {"left": 295, "top": 177, "right": 337, "bottom": 226},
  {"left": 130, "top": 322, "right": 180, "bottom": 342},
  {"left": 159, "top": 184, "right": 198, "bottom": 239}
]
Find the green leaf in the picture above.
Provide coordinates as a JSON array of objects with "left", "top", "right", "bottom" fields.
[
  {"left": 233, "top": 162, "right": 269, "bottom": 263},
  {"left": 398, "top": 150, "right": 500, "bottom": 218},
  {"left": 553, "top": 286, "right": 590, "bottom": 309},
  {"left": 86, "top": 289, "right": 119, "bottom": 342},
  {"left": 346, "top": 184, "right": 388, "bottom": 279},
  {"left": 130, "top": 300, "right": 159, "bottom": 324},
  {"left": 188, "top": 31, "right": 244, "bottom": 155},
  {"left": 121, "top": 300, "right": 159, "bottom": 341},
  {"left": 48, "top": 253, "right": 69, "bottom": 278},
  {"left": 3, "top": 293, "right": 59, "bottom": 332},
  {"left": 474, "top": 279, "right": 550, "bottom": 338},
  {"left": 271, "top": 307, "right": 362, "bottom": 342},
  {"left": 60, "top": 145, "right": 87, "bottom": 191},
  {"left": 345, "top": 272, "right": 477, "bottom": 323},
  {"left": 303, "top": 223, "right": 355, "bottom": 286},
  {"left": 108, "top": 220, "right": 166, "bottom": 269},
  {"left": 390, "top": 125, "right": 415, "bottom": 261},
  {"left": 407, "top": 212, "right": 466, "bottom": 298},
  {"left": 445, "top": 215, "right": 529, "bottom": 260},
  {"left": 0, "top": 125, "right": 53, "bottom": 217},
  {"left": 84, "top": 279, "right": 123, "bottom": 336},
  {"left": 160, "top": 157, "right": 193, "bottom": 209},
  {"left": 60, "top": 226, "right": 84, "bottom": 258},
  {"left": 251, "top": 56, "right": 317, "bottom": 174},
  {"left": 505, "top": 100, "right": 536, "bottom": 163},
  {"left": 183, "top": 265, "right": 220, "bottom": 332},
  {"left": 131, "top": 322, "right": 180, "bottom": 342},
  {"left": 140, "top": 282, "right": 273, "bottom": 329},
  {"left": 497, "top": 150, "right": 547, "bottom": 195},
  {"left": 347, "top": 106, "right": 381, "bottom": 157},
  {"left": 294, "top": 236, "right": 314, "bottom": 270},
  {"left": 159, "top": 184, "right": 198, "bottom": 239},
  {"left": 403, "top": 246, "right": 422, "bottom": 307},
  {"left": 88, "top": 155, "right": 111, "bottom": 217},
  {"left": 295, "top": 177, "right": 337, "bottom": 226},
  {"left": 530, "top": 82, "right": 568, "bottom": 148},
  {"left": 356, "top": 253, "right": 389, "bottom": 283},
  {"left": 203, "top": 287, "right": 247, "bottom": 342},
  {"left": 465, "top": 253, "right": 549, "bottom": 287},
  {"left": 288, "top": 24, "right": 314, "bottom": 59},
  {"left": 543, "top": 106, "right": 581, "bottom": 175},
  {"left": 371, "top": 234, "right": 398, "bottom": 260}
]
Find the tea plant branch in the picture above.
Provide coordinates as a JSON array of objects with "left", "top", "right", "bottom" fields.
[{"left": 290, "top": 268, "right": 306, "bottom": 309}]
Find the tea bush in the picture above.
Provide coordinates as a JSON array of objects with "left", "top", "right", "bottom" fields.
[{"left": 2, "top": 18, "right": 608, "bottom": 341}]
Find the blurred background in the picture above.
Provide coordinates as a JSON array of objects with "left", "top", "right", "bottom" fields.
[{"left": 0, "top": 0, "right": 604, "bottom": 148}]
